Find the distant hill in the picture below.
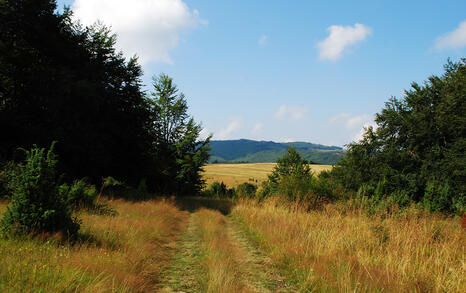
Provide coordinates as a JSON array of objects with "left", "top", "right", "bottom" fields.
[{"left": 208, "top": 139, "right": 345, "bottom": 165}]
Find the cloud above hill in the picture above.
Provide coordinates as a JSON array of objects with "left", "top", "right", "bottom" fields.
[
  {"left": 72, "top": 0, "right": 206, "bottom": 64},
  {"left": 317, "top": 23, "right": 372, "bottom": 61}
]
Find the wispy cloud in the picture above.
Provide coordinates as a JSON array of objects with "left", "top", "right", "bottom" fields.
[
  {"left": 258, "top": 34, "right": 268, "bottom": 45},
  {"left": 216, "top": 119, "right": 241, "bottom": 139},
  {"left": 435, "top": 20, "right": 466, "bottom": 50},
  {"left": 274, "top": 105, "right": 308, "bottom": 120},
  {"left": 329, "top": 113, "right": 372, "bottom": 129},
  {"left": 72, "top": 0, "right": 206, "bottom": 64},
  {"left": 317, "top": 23, "right": 372, "bottom": 61}
]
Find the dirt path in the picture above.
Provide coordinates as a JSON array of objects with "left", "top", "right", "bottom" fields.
[{"left": 159, "top": 205, "right": 295, "bottom": 293}]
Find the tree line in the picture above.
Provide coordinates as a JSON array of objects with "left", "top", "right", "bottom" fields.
[{"left": 0, "top": 0, "right": 210, "bottom": 198}]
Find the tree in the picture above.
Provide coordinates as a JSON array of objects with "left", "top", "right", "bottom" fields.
[
  {"left": 268, "top": 146, "right": 312, "bottom": 184},
  {"left": 147, "top": 74, "right": 211, "bottom": 195},
  {"left": 0, "top": 1, "right": 151, "bottom": 185},
  {"left": 333, "top": 59, "right": 466, "bottom": 213}
]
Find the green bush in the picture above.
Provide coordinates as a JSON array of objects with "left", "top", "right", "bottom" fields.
[
  {"left": 235, "top": 182, "right": 257, "bottom": 198},
  {"left": 423, "top": 180, "right": 453, "bottom": 213},
  {"left": 0, "top": 161, "right": 17, "bottom": 199},
  {"left": 203, "top": 181, "right": 235, "bottom": 198},
  {"left": 61, "top": 179, "right": 97, "bottom": 208},
  {"left": 0, "top": 143, "right": 79, "bottom": 237}
]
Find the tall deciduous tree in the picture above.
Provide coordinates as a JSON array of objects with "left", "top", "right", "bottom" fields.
[
  {"left": 333, "top": 59, "right": 466, "bottom": 213},
  {"left": 147, "top": 74, "right": 211, "bottom": 195}
]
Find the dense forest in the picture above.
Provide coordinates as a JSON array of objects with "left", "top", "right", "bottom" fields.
[{"left": 0, "top": 0, "right": 210, "bottom": 197}]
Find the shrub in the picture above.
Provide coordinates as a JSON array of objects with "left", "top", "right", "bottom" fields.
[
  {"left": 61, "top": 179, "right": 97, "bottom": 208},
  {"left": 0, "top": 161, "right": 18, "bottom": 199},
  {"left": 235, "top": 182, "right": 257, "bottom": 198},
  {"left": 423, "top": 180, "right": 453, "bottom": 213},
  {"left": 204, "top": 181, "right": 235, "bottom": 198},
  {"left": 0, "top": 143, "right": 79, "bottom": 237}
]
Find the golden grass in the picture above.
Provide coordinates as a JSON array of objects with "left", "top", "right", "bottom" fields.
[
  {"left": 0, "top": 198, "right": 189, "bottom": 292},
  {"left": 231, "top": 198, "right": 466, "bottom": 292},
  {"left": 203, "top": 163, "right": 332, "bottom": 187},
  {"left": 192, "top": 208, "right": 252, "bottom": 292}
]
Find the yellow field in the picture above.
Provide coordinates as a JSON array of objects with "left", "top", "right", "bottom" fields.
[{"left": 202, "top": 163, "right": 333, "bottom": 187}]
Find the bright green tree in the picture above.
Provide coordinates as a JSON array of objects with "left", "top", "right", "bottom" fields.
[{"left": 147, "top": 74, "right": 211, "bottom": 195}]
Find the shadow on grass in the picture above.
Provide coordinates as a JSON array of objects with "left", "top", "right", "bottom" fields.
[{"left": 174, "top": 197, "right": 235, "bottom": 215}]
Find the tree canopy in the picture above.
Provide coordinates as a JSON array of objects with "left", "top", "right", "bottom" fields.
[
  {"left": 0, "top": 1, "right": 210, "bottom": 196},
  {"left": 332, "top": 59, "right": 466, "bottom": 213}
]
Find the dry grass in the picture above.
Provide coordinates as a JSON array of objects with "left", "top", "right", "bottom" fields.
[
  {"left": 192, "top": 208, "right": 252, "bottom": 292},
  {"left": 231, "top": 197, "right": 466, "bottom": 292},
  {"left": 203, "top": 163, "right": 332, "bottom": 187},
  {"left": 0, "top": 198, "right": 189, "bottom": 292}
]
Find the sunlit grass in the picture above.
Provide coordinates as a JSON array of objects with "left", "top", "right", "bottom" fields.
[
  {"left": 203, "top": 163, "right": 332, "bottom": 187},
  {"left": 0, "top": 198, "right": 189, "bottom": 292},
  {"left": 192, "top": 208, "right": 251, "bottom": 292},
  {"left": 231, "top": 197, "right": 466, "bottom": 292}
]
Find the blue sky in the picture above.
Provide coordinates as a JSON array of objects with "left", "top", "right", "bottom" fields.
[{"left": 56, "top": 0, "right": 466, "bottom": 146}]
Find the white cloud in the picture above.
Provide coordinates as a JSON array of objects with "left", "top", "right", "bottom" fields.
[
  {"left": 274, "top": 105, "right": 308, "bottom": 120},
  {"left": 72, "top": 0, "right": 206, "bottom": 64},
  {"left": 251, "top": 123, "right": 263, "bottom": 134},
  {"left": 317, "top": 23, "right": 372, "bottom": 61},
  {"left": 435, "top": 20, "right": 466, "bottom": 50},
  {"left": 329, "top": 113, "right": 372, "bottom": 129},
  {"left": 258, "top": 35, "right": 268, "bottom": 45},
  {"left": 216, "top": 119, "right": 241, "bottom": 140},
  {"left": 353, "top": 121, "right": 378, "bottom": 142}
]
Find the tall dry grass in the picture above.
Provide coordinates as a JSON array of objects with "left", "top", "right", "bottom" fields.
[
  {"left": 192, "top": 208, "right": 253, "bottom": 293},
  {"left": 0, "top": 198, "right": 189, "bottom": 292},
  {"left": 231, "top": 197, "right": 466, "bottom": 292}
]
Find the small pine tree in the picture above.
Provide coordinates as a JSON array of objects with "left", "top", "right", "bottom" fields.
[{"left": 1, "top": 143, "right": 79, "bottom": 237}]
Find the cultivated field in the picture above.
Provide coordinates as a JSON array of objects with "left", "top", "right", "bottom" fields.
[
  {"left": 203, "top": 163, "right": 332, "bottom": 187},
  {"left": 1, "top": 195, "right": 464, "bottom": 292}
]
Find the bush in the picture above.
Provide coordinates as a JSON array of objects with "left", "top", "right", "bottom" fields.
[
  {"left": 235, "top": 182, "right": 257, "bottom": 198},
  {"left": 0, "top": 143, "right": 79, "bottom": 237},
  {"left": 0, "top": 161, "right": 17, "bottom": 199},
  {"left": 60, "top": 179, "right": 97, "bottom": 208},
  {"left": 203, "top": 181, "right": 235, "bottom": 198}
]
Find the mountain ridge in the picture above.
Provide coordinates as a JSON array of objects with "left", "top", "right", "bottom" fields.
[{"left": 208, "top": 139, "right": 345, "bottom": 165}]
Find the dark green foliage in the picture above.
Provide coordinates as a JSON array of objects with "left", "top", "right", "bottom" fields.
[
  {"left": 0, "top": 143, "right": 79, "bottom": 237},
  {"left": 146, "top": 74, "right": 211, "bottom": 196},
  {"left": 258, "top": 147, "right": 343, "bottom": 206},
  {"left": 0, "top": 0, "right": 150, "bottom": 186},
  {"left": 268, "top": 146, "right": 312, "bottom": 184},
  {"left": 203, "top": 181, "right": 235, "bottom": 198},
  {"left": 0, "top": 161, "right": 17, "bottom": 199},
  {"left": 60, "top": 179, "right": 97, "bottom": 208},
  {"left": 235, "top": 182, "right": 258, "bottom": 198},
  {"left": 332, "top": 59, "right": 466, "bottom": 214},
  {"left": 209, "top": 139, "right": 344, "bottom": 165}
]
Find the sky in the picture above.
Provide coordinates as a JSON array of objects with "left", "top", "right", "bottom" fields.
[{"left": 55, "top": 0, "right": 466, "bottom": 146}]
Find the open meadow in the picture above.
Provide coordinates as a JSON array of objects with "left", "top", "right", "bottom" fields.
[
  {"left": 203, "top": 163, "right": 332, "bottom": 187},
  {"left": 1, "top": 195, "right": 464, "bottom": 292}
]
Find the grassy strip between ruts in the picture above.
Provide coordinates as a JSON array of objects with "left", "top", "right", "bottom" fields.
[
  {"left": 161, "top": 207, "right": 296, "bottom": 293},
  {"left": 231, "top": 197, "right": 466, "bottom": 293},
  {"left": 0, "top": 198, "right": 189, "bottom": 292}
]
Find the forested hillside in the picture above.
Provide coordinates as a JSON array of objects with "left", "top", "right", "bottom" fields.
[{"left": 209, "top": 139, "right": 344, "bottom": 165}]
